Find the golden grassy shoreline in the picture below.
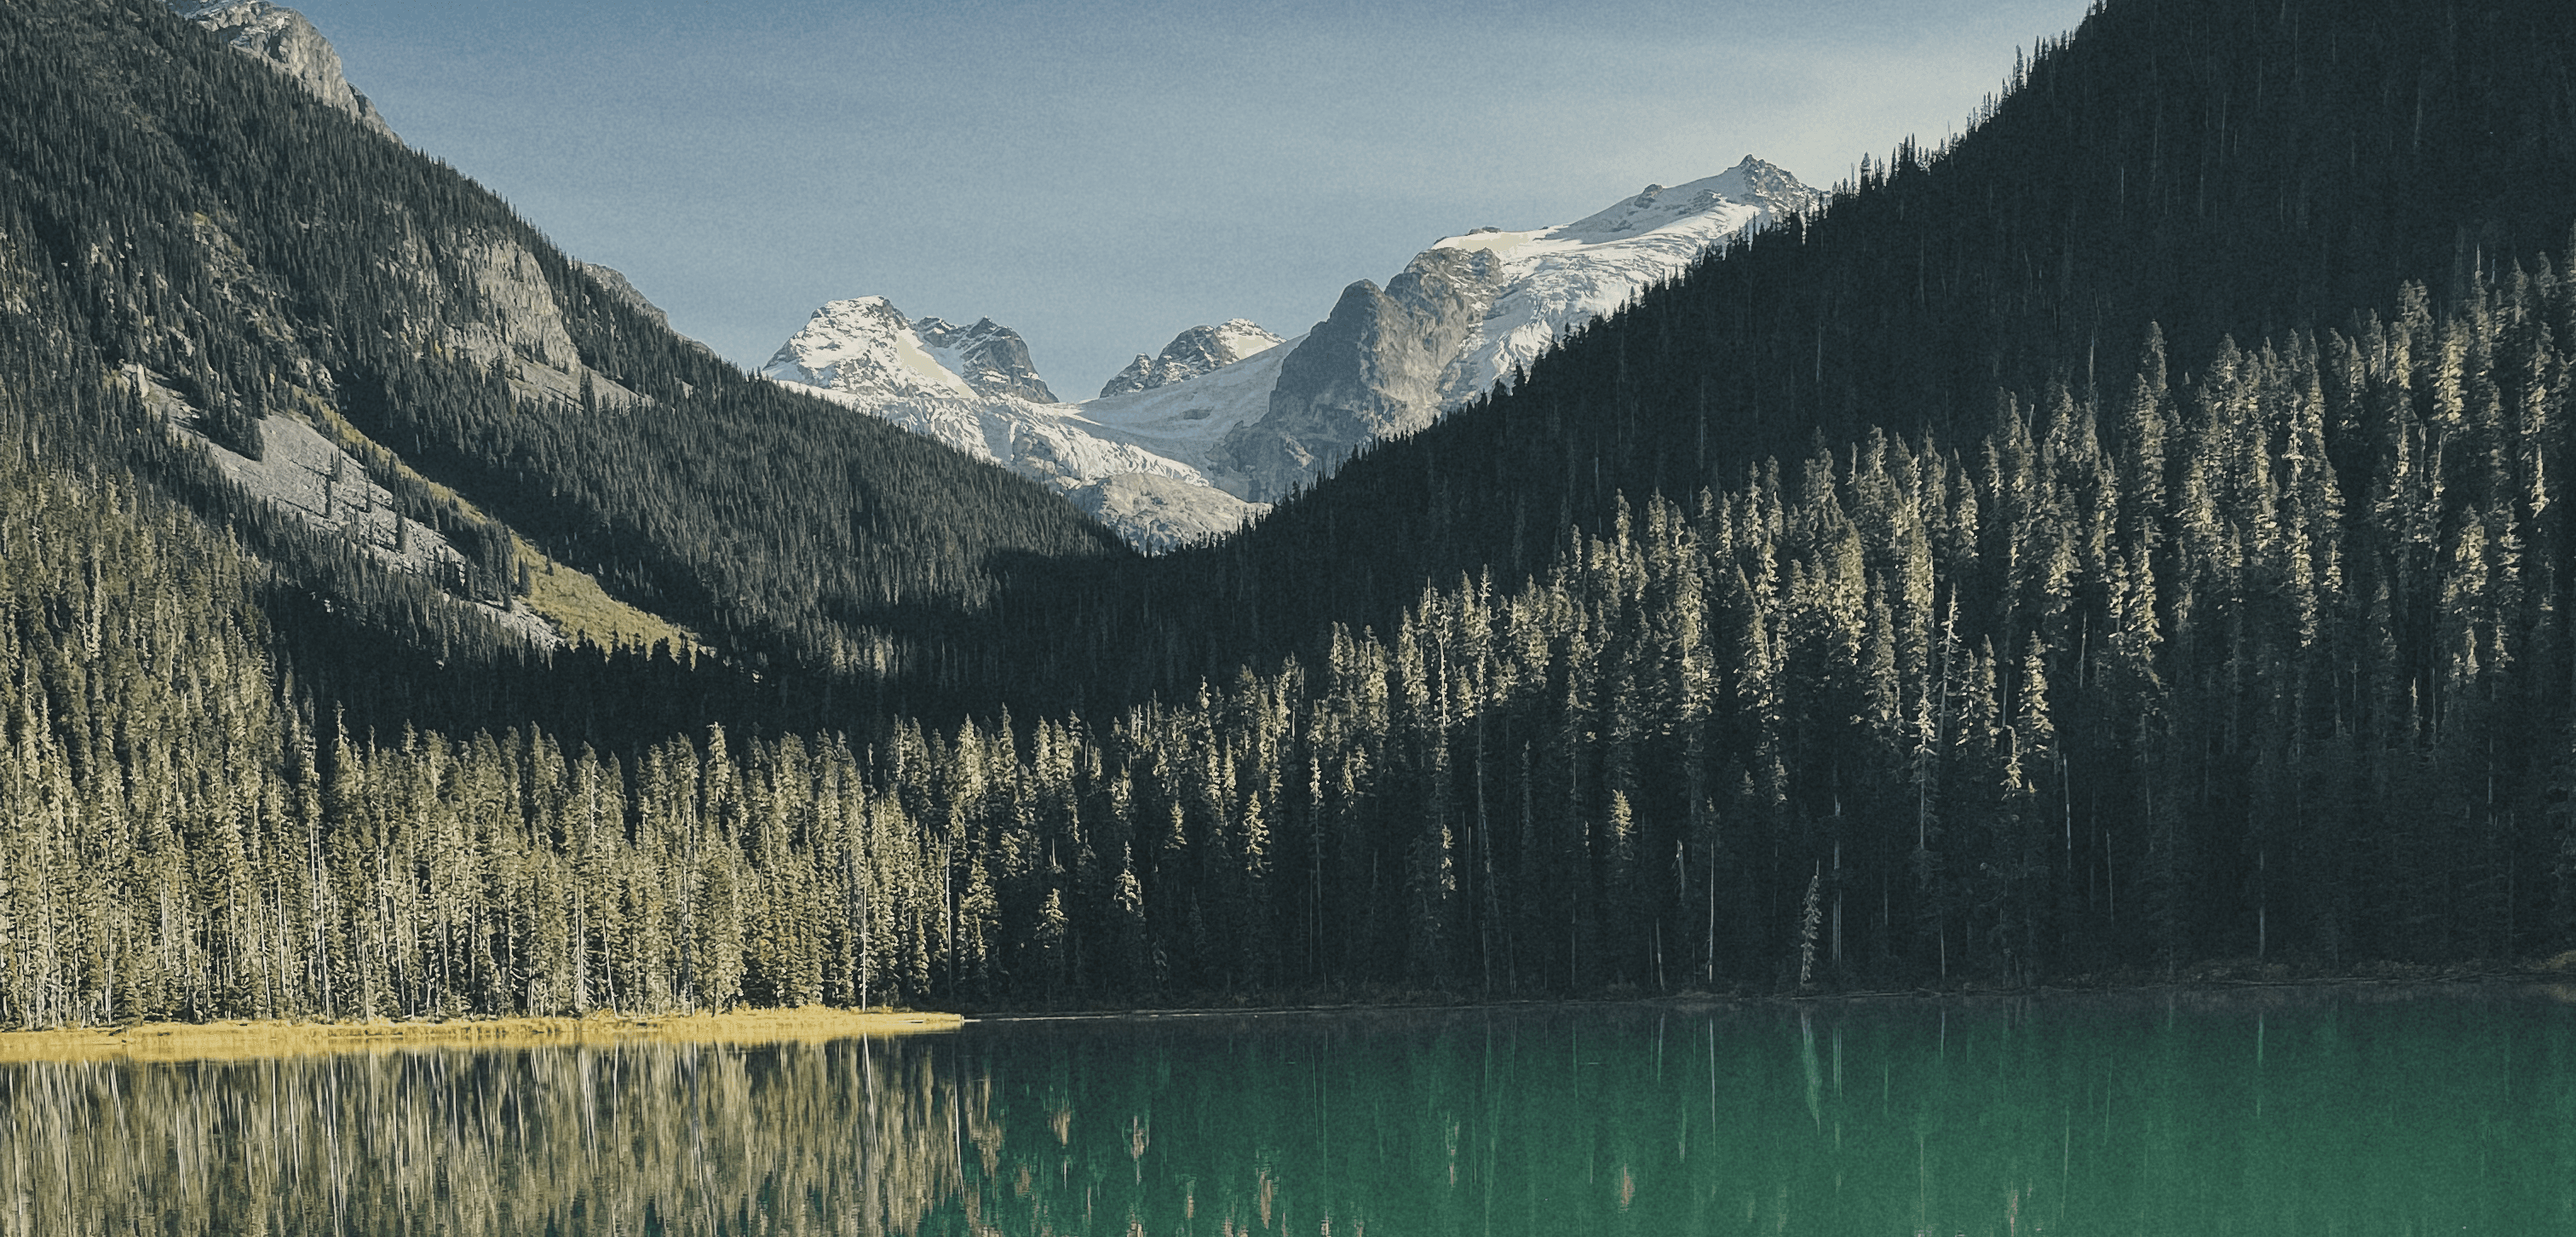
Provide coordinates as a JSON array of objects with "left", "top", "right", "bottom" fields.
[
  {"left": 0, "top": 1006, "right": 966, "bottom": 1063},
  {"left": 17, "top": 955, "right": 2574, "bottom": 1065}
]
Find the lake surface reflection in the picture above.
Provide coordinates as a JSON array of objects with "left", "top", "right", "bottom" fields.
[{"left": 6, "top": 985, "right": 2572, "bottom": 1235}]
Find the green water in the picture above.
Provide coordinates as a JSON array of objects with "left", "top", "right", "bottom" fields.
[{"left": 5, "top": 985, "right": 2572, "bottom": 1235}]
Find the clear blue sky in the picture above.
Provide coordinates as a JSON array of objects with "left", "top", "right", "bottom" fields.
[{"left": 293, "top": 0, "right": 2097, "bottom": 400}]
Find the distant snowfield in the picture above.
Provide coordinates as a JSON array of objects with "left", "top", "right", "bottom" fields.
[
  {"left": 1425, "top": 165, "right": 1799, "bottom": 406},
  {"left": 1066, "top": 474, "right": 1265, "bottom": 554},
  {"left": 1078, "top": 336, "right": 1299, "bottom": 494},
  {"left": 892, "top": 327, "right": 976, "bottom": 398},
  {"left": 1435, "top": 228, "right": 1544, "bottom": 256},
  {"left": 773, "top": 376, "right": 1270, "bottom": 553},
  {"left": 772, "top": 378, "right": 1216, "bottom": 490},
  {"left": 761, "top": 158, "right": 1818, "bottom": 550}
]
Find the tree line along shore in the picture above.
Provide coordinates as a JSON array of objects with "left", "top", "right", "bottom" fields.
[{"left": 10, "top": 258, "right": 2576, "bottom": 1024}]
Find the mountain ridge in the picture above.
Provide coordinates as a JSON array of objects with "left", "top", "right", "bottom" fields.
[
  {"left": 762, "top": 158, "right": 1820, "bottom": 546},
  {"left": 1101, "top": 319, "right": 1285, "bottom": 398}
]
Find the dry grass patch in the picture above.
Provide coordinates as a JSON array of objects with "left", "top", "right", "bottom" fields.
[
  {"left": 516, "top": 535, "right": 701, "bottom": 653},
  {"left": 0, "top": 1006, "right": 961, "bottom": 1063}
]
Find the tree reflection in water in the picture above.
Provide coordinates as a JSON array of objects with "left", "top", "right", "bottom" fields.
[
  {"left": 6, "top": 988, "right": 2574, "bottom": 1235},
  {"left": 0, "top": 1036, "right": 992, "bottom": 1236}
]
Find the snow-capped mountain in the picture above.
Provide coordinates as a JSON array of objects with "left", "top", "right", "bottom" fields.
[
  {"left": 1078, "top": 331, "right": 1300, "bottom": 492},
  {"left": 1435, "top": 156, "right": 1816, "bottom": 400},
  {"left": 764, "top": 298, "right": 1055, "bottom": 403},
  {"left": 1221, "top": 156, "right": 1819, "bottom": 496},
  {"left": 168, "top": 1, "right": 399, "bottom": 141},
  {"left": 768, "top": 297, "right": 973, "bottom": 401},
  {"left": 1100, "top": 320, "right": 1284, "bottom": 398},
  {"left": 762, "top": 156, "right": 1816, "bottom": 549},
  {"left": 762, "top": 300, "right": 1267, "bottom": 551}
]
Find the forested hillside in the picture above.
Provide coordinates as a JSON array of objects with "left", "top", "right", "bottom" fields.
[
  {"left": 1012, "top": 0, "right": 2576, "bottom": 711},
  {"left": 9, "top": 256, "right": 2573, "bottom": 1021},
  {"left": 5, "top": 0, "right": 2576, "bottom": 1027},
  {"left": 0, "top": 0, "right": 1122, "bottom": 741}
]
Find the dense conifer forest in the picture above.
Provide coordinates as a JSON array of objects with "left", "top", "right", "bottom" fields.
[
  {"left": 3, "top": 0, "right": 2576, "bottom": 1025},
  {"left": 1039, "top": 0, "right": 2576, "bottom": 705}
]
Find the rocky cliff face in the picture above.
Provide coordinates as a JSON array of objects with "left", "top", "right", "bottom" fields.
[
  {"left": 161, "top": 0, "right": 644, "bottom": 413},
  {"left": 579, "top": 262, "right": 720, "bottom": 359},
  {"left": 578, "top": 262, "right": 669, "bottom": 331},
  {"left": 1220, "top": 247, "right": 1508, "bottom": 496},
  {"left": 915, "top": 316, "right": 1057, "bottom": 403},
  {"left": 170, "top": 1, "right": 399, "bottom": 141}
]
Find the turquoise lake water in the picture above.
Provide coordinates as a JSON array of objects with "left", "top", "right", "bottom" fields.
[{"left": 4, "top": 984, "right": 2570, "bottom": 1234}]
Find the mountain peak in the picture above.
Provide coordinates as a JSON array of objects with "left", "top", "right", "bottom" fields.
[
  {"left": 1099, "top": 319, "right": 1284, "bottom": 399},
  {"left": 1554, "top": 156, "right": 1818, "bottom": 243},
  {"left": 762, "top": 297, "right": 968, "bottom": 400},
  {"left": 762, "top": 162, "right": 1820, "bottom": 538},
  {"left": 762, "top": 298, "right": 1053, "bottom": 403},
  {"left": 1706, "top": 155, "right": 1812, "bottom": 212},
  {"left": 916, "top": 315, "right": 1056, "bottom": 403}
]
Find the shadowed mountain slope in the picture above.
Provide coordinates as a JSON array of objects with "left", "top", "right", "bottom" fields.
[{"left": 0, "top": 0, "right": 1124, "bottom": 735}]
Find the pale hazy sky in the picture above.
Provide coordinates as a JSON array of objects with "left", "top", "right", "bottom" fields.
[{"left": 291, "top": 0, "right": 2096, "bottom": 400}]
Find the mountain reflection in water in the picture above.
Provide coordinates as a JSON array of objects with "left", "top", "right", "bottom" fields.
[{"left": 4, "top": 985, "right": 2572, "bottom": 1235}]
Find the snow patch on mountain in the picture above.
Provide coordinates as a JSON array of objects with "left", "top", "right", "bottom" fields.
[
  {"left": 1215, "top": 156, "right": 1818, "bottom": 497},
  {"left": 763, "top": 297, "right": 979, "bottom": 400},
  {"left": 768, "top": 299, "right": 1055, "bottom": 404},
  {"left": 1548, "top": 157, "right": 1816, "bottom": 243},
  {"left": 1067, "top": 474, "right": 1264, "bottom": 554},
  {"left": 1079, "top": 335, "right": 1300, "bottom": 497},
  {"left": 1423, "top": 156, "right": 1820, "bottom": 405},
  {"left": 775, "top": 376, "right": 1210, "bottom": 490}
]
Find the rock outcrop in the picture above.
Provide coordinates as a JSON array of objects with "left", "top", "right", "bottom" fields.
[
  {"left": 1218, "top": 246, "right": 1508, "bottom": 497},
  {"left": 170, "top": 1, "right": 399, "bottom": 141},
  {"left": 915, "top": 316, "right": 1057, "bottom": 403}
]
